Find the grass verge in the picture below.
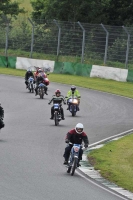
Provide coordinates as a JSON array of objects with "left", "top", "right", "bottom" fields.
[
  {"left": 88, "top": 134, "right": 133, "bottom": 192},
  {"left": 0, "top": 67, "right": 133, "bottom": 193}
]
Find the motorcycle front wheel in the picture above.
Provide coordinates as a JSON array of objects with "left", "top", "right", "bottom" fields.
[
  {"left": 70, "top": 157, "right": 78, "bottom": 176},
  {"left": 54, "top": 111, "right": 59, "bottom": 126},
  {"left": 72, "top": 105, "right": 76, "bottom": 117},
  {"left": 40, "top": 88, "right": 44, "bottom": 99},
  {"left": 31, "top": 84, "right": 34, "bottom": 93}
]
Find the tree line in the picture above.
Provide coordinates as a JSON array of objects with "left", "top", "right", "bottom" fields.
[{"left": 1, "top": 0, "right": 133, "bottom": 26}]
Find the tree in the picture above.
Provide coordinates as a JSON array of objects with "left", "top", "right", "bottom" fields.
[
  {"left": 103, "top": 0, "right": 133, "bottom": 26},
  {"left": 0, "top": 0, "right": 24, "bottom": 19},
  {"left": 30, "top": 0, "right": 109, "bottom": 23}
]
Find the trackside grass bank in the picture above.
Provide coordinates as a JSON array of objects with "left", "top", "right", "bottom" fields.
[
  {"left": 0, "top": 67, "right": 133, "bottom": 193},
  {"left": 88, "top": 134, "right": 133, "bottom": 193}
]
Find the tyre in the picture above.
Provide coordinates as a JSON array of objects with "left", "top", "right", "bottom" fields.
[
  {"left": 70, "top": 157, "right": 78, "bottom": 176},
  {"left": 72, "top": 105, "right": 76, "bottom": 116},
  {"left": 54, "top": 111, "right": 59, "bottom": 126},
  {"left": 40, "top": 88, "right": 44, "bottom": 99},
  {"left": 31, "top": 84, "right": 34, "bottom": 93}
]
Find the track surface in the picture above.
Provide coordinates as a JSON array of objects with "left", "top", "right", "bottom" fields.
[{"left": 0, "top": 74, "right": 132, "bottom": 200}]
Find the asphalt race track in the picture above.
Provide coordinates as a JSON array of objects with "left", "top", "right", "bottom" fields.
[{"left": 0, "top": 74, "right": 133, "bottom": 200}]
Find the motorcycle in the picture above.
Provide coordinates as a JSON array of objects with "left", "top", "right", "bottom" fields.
[
  {"left": 43, "top": 77, "right": 50, "bottom": 86},
  {"left": 38, "top": 83, "right": 46, "bottom": 99},
  {"left": 67, "top": 96, "right": 79, "bottom": 116},
  {"left": 27, "top": 77, "right": 35, "bottom": 93},
  {"left": 67, "top": 143, "right": 82, "bottom": 176},
  {"left": 53, "top": 103, "right": 62, "bottom": 126},
  {"left": 0, "top": 117, "right": 5, "bottom": 129}
]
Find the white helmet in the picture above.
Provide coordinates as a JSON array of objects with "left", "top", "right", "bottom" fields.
[{"left": 75, "top": 123, "right": 84, "bottom": 134}]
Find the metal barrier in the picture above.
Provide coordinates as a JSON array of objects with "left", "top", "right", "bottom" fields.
[{"left": 0, "top": 17, "right": 133, "bottom": 69}]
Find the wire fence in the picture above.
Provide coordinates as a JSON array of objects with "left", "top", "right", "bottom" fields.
[{"left": 0, "top": 16, "right": 133, "bottom": 69}]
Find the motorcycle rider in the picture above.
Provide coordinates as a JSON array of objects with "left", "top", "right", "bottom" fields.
[
  {"left": 63, "top": 123, "right": 89, "bottom": 166},
  {"left": 34, "top": 67, "right": 41, "bottom": 81},
  {"left": 0, "top": 102, "right": 5, "bottom": 129},
  {"left": 25, "top": 68, "right": 34, "bottom": 88},
  {"left": 48, "top": 89, "right": 66, "bottom": 120},
  {"left": 66, "top": 85, "right": 81, "bottom": 111},
  {"left": 35, "top": 73, "right": 48, "bottom": 96},
  {"left": 34, "top": 68, "right": 49, "bottom": 85}
]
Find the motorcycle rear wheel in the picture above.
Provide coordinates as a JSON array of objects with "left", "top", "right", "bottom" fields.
[{"left": 31, "top": 84, "right": 34, "bottom": 93}]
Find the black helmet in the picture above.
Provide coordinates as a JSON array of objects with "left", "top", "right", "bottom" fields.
[{"left": 71, "top": 85, "right": 76, "bottom": 92}]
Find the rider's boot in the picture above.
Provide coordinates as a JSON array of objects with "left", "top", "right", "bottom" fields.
[
  {"left": 63, "top": 159, "right": 68, "bottom": 165},
  {"left": 45, "top": 88, "right": 48, "bottom": 95},
  {"left": 77, "top": 159, "right": 81, "bottom": 167},
  {"left": 61, "top": 111, "right": 65, "bottom": 120},
  {"left": 77, "top": 105, "right": 80, "bottom": 111},
  {"left": 35, "top": 91, "right": 38, "bottom": 96}
]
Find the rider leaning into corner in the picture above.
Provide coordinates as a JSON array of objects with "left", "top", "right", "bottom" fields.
[
  {"left": 63, "top": 123, "right": 89, "bottom": 166},
  {"left": 48, "top": 89, "right": 66, "bottom": 120},
  {"left": 0, "top": 102, "right": 5, "bottom": 129},
  {"left": 66, "top": 85, "right": 81, "bottom": 111}
]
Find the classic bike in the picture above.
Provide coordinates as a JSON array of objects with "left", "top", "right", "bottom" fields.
[
  {"left": 53, "top": 103, "right": 62, "bottom": 126},
  {"left": 66, "top": 143, "right": 82, "bottom": 176},
  {"left": 67, "top": 96, "right": 79, "bottom": 116},
  {"left": 38, "top": 83, "right": 47, "bottom": 99},
  {"left": 27, "top": 77, "right": 35, "bottom": 93}
]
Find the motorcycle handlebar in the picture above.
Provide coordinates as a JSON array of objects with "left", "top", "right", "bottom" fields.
[{"left": 68, "top": 142, "right": 87, "bottom": 150}]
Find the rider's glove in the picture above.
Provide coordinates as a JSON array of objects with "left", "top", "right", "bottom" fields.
[
  {"left": 65, "top": 139, "right": 69, "bottom": 143},
  {"left": 84, "top": 144, "right": 88, "bottom": 148},
  {"left": 48, "top": 102, "right": 50, "bottom": 105}
]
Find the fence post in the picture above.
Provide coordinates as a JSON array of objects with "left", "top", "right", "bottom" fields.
[
  {"left": 5, "top": 22, "right": 9, "bottom": 61},
  {"left": 122, "top": 26, "right": 130, "bottom": 69},
  {"left": 28, "top": 18, "right": 35, "bottom": 58},
  {"left": 101, "top": 23, "right": 109, "bottom": 65},
  {"left": 77, "top": 21, "right": 85, "bottom": 64},
  {"left": 53, "top": 19, "right": 61, "bottom": 61}
]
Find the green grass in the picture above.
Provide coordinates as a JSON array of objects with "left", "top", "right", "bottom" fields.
[
  {"left": 88, "top": 134, "right": 133, "bottom": 192},
  {"left": 1, "top": 62, "right": 133, "bottom": 193}
]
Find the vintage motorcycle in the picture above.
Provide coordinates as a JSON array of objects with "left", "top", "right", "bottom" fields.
[
  {"left": 38, "top": 83, "right": 47, "bottom": 99},
  {"left": 67, "top": 96, "right": 79, "bottom": 116},
  {"left": 27, "top": 76, "right": 35, "bottom": 93},
  {"left": 53, "top": 103, "right": 62, "bottom": 126},
  {"left": 66, "top": 143, "right": 82, "bottom": 176}
]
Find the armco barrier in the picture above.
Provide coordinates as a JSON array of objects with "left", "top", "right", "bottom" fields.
[
  {"left": 7, "top": 56, "right": 16, "bottom": 68},
  {"left": 53, "top": 61, "right": 92, "bottom": 77},
  {"left": 0, "top": 56, "right": 16, "bottom": 68},
  {"left": 1, "top": 55, "right": 133, "bottom": 83},
  {"left": 127, "top": 70, "right": 133, "bottom": 82},
  {"left": 0, "top": 56, "right": 7, "bottom": 67}
]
